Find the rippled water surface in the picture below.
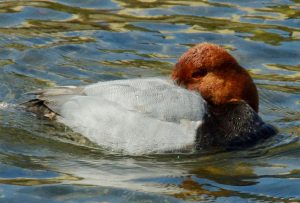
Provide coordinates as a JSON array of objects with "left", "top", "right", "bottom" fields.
[{"left": 0, "top": 0, "right": 300, "bottom": 202}]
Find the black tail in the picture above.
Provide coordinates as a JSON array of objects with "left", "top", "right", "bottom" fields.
[{"left": 22, "top": 99, "right": 58, "bottom": 119}]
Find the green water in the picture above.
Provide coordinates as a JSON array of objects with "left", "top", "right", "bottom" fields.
[{"left": 0, "top": 0, "right": 299, "bottom": 202}]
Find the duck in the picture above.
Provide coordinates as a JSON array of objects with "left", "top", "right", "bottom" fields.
[{"left": 24, "top": 43, "right": 276, "bottom": 154}]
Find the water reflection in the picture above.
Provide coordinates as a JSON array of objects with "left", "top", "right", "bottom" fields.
[{"left": 0, "top": 0, "right": 299, "bottom": 202}]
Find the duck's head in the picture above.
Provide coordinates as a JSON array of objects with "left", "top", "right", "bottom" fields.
[
  {"left": 172, "top": 43, "right": 258, "bottom": 112},
  {"left": 172, "top": 43, "right": 276, "bottom": 149}
]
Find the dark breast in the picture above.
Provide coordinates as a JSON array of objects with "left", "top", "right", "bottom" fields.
[{"left": 195, "top": 101, "right": 277, "bottom": 150}]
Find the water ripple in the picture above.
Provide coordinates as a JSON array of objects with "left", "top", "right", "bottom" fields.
[{"left": 0, "top": 0, "right": 299, "bottom": 202}]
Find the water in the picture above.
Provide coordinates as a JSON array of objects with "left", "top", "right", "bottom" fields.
[{"left": 0, "top": 0, "right": 299, "bottom": 202}]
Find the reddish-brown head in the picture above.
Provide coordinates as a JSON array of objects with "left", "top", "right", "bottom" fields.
[{"left": 172, "top": 43, "right": 258, "bottom": 112}]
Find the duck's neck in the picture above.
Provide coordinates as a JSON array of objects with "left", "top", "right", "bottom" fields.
[{"left": 195, "top": 101, "right": 276, "bottom": 150}]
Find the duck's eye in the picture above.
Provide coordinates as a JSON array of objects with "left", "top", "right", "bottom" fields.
[{"left": 192, "top": 69, "right": 207, "bottom": 78}]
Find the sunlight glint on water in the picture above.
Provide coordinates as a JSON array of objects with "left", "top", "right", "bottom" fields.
[{"left": 0, "top": 0, "right": 299, "bottom": 202}]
